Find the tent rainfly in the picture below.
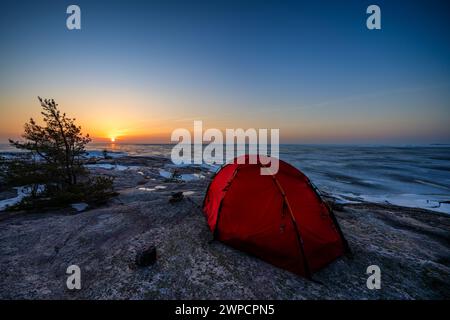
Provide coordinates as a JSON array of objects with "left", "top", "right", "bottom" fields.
[{"left": 202, "top": 155, "right": 350, "bottom": 278}]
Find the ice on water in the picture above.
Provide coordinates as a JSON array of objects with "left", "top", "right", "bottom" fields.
[{"left": 1, "top": 143, "right": 449, "bottom": 214}]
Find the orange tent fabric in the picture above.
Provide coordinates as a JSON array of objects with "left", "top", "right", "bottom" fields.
[{"left": 203, "top": 155, "right": 349, "bottom": 278}]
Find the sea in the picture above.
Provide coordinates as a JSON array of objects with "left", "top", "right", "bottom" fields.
[{"left": 1, "top": 143, "right": 449, "bottom": 214}]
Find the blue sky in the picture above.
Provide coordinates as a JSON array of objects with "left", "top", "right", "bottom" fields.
[{"left": 1, "top": 0, "right": 449, "bottom": 143}]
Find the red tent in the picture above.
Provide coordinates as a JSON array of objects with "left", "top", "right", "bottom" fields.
[{"left": 202, "top": 155, "right": 349, "bottom": 278}]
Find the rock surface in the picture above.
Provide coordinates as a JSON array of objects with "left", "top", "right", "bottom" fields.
[
  {"left": 135, "top": 246, "right": 157, "bottom": 267},
  {"left": 0, "top": 156, "right": 449, "bottom": 299}
]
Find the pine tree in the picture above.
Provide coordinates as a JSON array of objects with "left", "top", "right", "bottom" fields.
[
  {"left": 2, "top": 97, "right": 115, "bottom": 210},
  {"left": 9, "top": 97, "right": 91, "bottom": 187}
]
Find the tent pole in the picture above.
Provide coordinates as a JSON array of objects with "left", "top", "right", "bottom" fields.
[
  {"left": 307, "top": 180, "right": 352, "bottom": 256},
  {"left": 202, "top": 162, "right": 230, "bottom": 210},
  {"left": 270, "top": 174, "right": 312, "bottom": 279},
  {"left": 213, "top": 167, "right": 240, "bottom": 240}
]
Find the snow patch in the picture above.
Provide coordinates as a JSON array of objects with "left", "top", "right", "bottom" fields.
[
  {"left": 138, "top": 187, "right": 156, "bottom": 192},
  {"left": 335, "top": 192, "right": 450, "bottom": 214},
  {"left": 180, "top": 173, "right": 205, "bottom": 181},
  {"left": 83, "top": 151, "right": 128, "bottom": 159},
  {"left": 86, "top": 164, "right": 128, "bottom": 171},
  {"left": 159, "top": 169, "right": 205, "bottom": 182},
  {"left": 0, "top": 185, "right": 45, "bottom": 211},
  {"left": 71, "top": 202, "right": 89, "bottom": 212},
  {"left": 166, "top": 162, "right": 220, "bottom": 173},
  {"left": 159, "top": 170, "right": 172, "bottom": 179}
]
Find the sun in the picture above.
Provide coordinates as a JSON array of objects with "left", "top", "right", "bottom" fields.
[{"left": 110, "top": 137, "right": 116, "bottom": 142}]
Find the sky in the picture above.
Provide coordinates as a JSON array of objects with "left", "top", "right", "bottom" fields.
[{"left": 0, "top": 0, "right": 449, "bottom": 144}]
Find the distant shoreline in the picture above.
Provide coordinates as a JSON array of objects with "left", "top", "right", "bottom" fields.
[
  {"left": 2, "top": 149, "right": 450, "bottom": 215},
  {"left": 2, "top": 142, "right": 450, "bottom": 148}
]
